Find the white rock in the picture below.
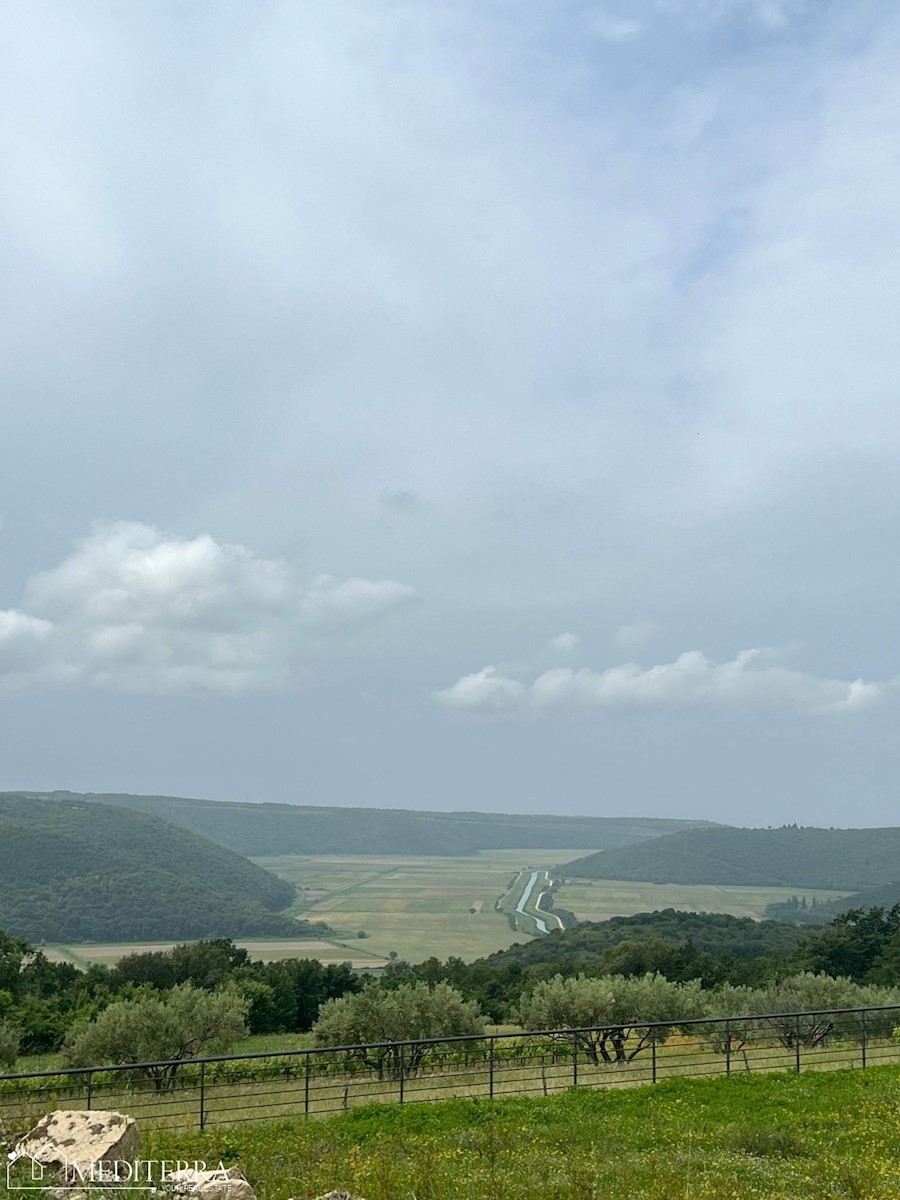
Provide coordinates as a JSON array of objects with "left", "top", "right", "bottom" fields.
[
  {"left": 165, "top": 1165, "right": 256, "bottom": 1200},
  {"left": 12, "top": 1110, "right": 140, "bottom": 1184}
]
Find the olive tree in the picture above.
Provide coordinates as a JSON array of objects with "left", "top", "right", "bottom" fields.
[
  {"left": 516, "top": 973, "right": 708, "bottom": 1064},
  {"left": 754, "top": 974, "right": 900, "bottom": 1048},
  {"left": 312, "top": 981, "right": 485, "bottom": 1078},
  {"left": 62, "top": 984, "right": 248, "bottom": 1089},
  {"left": 701, "top": 974, "right": 900, "bottom": 1066}
]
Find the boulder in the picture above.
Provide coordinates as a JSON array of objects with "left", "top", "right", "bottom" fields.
[
  {"left": 166, "top": 1166, "right": 257, "bottom": 1200},
  {"left": 311, "top": 1193, "right": 368, "bottom": 1200},
  {"left": 12, "top": 1110, "right": 140, "bottom": 1184}
]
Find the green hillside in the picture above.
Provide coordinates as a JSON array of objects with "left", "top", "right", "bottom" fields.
[
  {"left": 0, "top": 794, "right": 304, "bottom": 941},
  {"left": 561, "top": 825, "right": 900, "bottom": 890},
  {"left": 481, "top": 908, "right": 808, "bottom": 970},
  {"left": 12, "top": 791, "right": 713, "bottom": 856}
]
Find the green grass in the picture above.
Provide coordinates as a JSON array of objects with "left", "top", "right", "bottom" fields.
[{"left": 114, "top": 1066, "right": 900, "bottom": 1200}]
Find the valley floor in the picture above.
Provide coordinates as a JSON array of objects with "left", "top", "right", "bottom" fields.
[{"left": 40, "top": 850, "right": 849, "bottom": 967}]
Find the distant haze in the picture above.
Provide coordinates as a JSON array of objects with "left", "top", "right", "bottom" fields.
[{"left": 3, "top": 2, "right": 900, "bottom": 825}]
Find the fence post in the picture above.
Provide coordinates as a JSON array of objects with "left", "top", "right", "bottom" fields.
[
  {"left": 794, "top": 1016, "right": 802, "bottom": 1074},
  {"left": 199, "top": 1062, "right": 206, "bottom": 1131},
  {"left": 304, "top": 1052, "right": 311, "bottom": 1118},
  {"left": 861, "top": 1010, "right": 868, "bottom": 1070},
  {"left": 572, "top": 1032, "right": 578, "bottom": 1088},
  {"left": 398, "top": 1045, "right": 405, "bottom": 1104},
  {"left": 725, "top": 1020, "right": 732, "bottom": 1078},
  {"left": 651, "top": 1029, "right": 657, "bottom": 1084},
  {"left": 86, "top": 1072, "right": 93, "bottom": 1111},
  {"left": 488, "top": 1037, "right": 495, "bottom": 1099}
]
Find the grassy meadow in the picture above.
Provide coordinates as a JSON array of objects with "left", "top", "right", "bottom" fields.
[{"left": 118, "top": 1066, "right": 900, "bottom": 1200}]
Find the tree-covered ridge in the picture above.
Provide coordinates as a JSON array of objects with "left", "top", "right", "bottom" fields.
[
  {"left": 10, "top": 791, "right": 714, "bottom": 856},
  {"left": 483, "top": 909, "right": 809, "bottom": 966},
  {"left": 0, "top": 795, "right": 304, "bottom": 941},
  {"left": 561, "top": 825, "right": 900, "bottom": 890}
]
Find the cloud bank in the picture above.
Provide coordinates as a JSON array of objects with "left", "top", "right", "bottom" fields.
[
  {"left": 0, "top": 522, "right": 415, "bottom": 694},
  {"left": 435, "top": 649, "right": 883, "bottom": 717}
]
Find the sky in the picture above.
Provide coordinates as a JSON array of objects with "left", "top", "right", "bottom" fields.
[{"left": 2, "top": 0, "right": 900, "bottom": 826}]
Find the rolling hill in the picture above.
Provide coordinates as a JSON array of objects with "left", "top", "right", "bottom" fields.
[
  {"left": 561, "top": 825, "right": 900, "bottom": 891},
  {"left": 11, "top": 791, "right": 714, "bottom": 857},
  {"left": 0, "top": 794, "right": 305, "bottom": 942},
  {"left": 480, "top": 909, "right": 808, "bottom": 969}
]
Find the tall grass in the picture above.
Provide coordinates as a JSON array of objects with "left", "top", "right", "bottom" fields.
[{"left": 129, "top": 1066, "right": 900, "bottom": 1200}]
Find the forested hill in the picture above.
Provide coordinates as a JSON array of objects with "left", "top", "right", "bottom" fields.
[
  {"left": 0, "top": 795, "right": 303, "bottom": 942},
  {"left": 561, "top": 825, "right": 900, "bottom": 891},
  {"left": 480, "top": 910, "right": 808, "bottom": 970},
  {"left": 11, "top": 792, "right": 714, "bottom": 856}
]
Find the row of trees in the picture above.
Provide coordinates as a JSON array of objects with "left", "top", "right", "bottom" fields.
[
  {"left": 9, "top": 968, "right": 897, "bottom": 1087},
  {"left": 6, "top": 903, "right": 900, "bottom": 1075},
  {"left": 0, "top": 932, "right": 360, "bottom": 1064}
]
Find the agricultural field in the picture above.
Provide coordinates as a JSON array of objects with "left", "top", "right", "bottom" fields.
[
  {"left": 260, "top": 851, "right": 849, "bottom": 962},
  {"left": 555, "top": 877, "right": 849, "bottom": 922},
  {"left": 128, "top": 1066, "right": 900, "bottom": 1200},
  {"left": 42, "top": 939, "right": 384, "bottom": 969},
  {"left": 256, "top": 849, "right": 585, "bottom": 962},
  {"left": 40, "top": 855, "right": 851, "bottom": 969}
]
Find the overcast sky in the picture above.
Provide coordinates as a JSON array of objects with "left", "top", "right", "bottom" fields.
[{"left": 3, "top": 0, "right": 900, "bottom": 826}]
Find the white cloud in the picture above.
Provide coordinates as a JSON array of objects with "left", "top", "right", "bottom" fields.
[
  {"left": 435, "top": 666, "right": 528, "bottom": 713},
  {"left": 587, "top": 11, "right": 645, "bottom": 42},
  {"left": 0, "top": 609, "right": 58, "bottom": 683},
  {"left": 549, "top": 632, "right": 579, "bottom": 654},
  {"left": 0, "top": 522, "right": 415, "bottom": 694},
  {"left": 435, "top": 648, "right": 884, "bottom": 717},
  {"left": 615, "top": 621, "right": 659, "bottom": 650},
  {"left": 300, "top": 574, "right": 418, "bottom": 629}
]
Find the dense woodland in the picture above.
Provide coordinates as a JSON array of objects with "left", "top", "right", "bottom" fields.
[
  {"left": 563, "top": 825, "right": 900, "bottom": 890},
  {"left": 0, "top": 796, "right": 309, "bottom": 941},
  {"left": 5, "top": 905, "right": 900, "bottom": 1066},
  {"left": 9, "top": 791, "right": 710, "bottom": 856}
]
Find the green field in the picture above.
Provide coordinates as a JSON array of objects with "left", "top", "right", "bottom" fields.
[
  {"left": 555, "top": 877, "right": 850, "bottom": 922},
  {"left": 116, "top": 1066, "right": 900, "bottom": 1200}
]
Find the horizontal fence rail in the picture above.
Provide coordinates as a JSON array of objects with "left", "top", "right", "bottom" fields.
[{"left": 2, "top": 1004, "right": 900, "bottom": 1135}]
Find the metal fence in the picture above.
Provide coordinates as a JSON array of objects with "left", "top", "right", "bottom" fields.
[{"left": 2, "top": 1004, "right": 900, "bottom": 1135}]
